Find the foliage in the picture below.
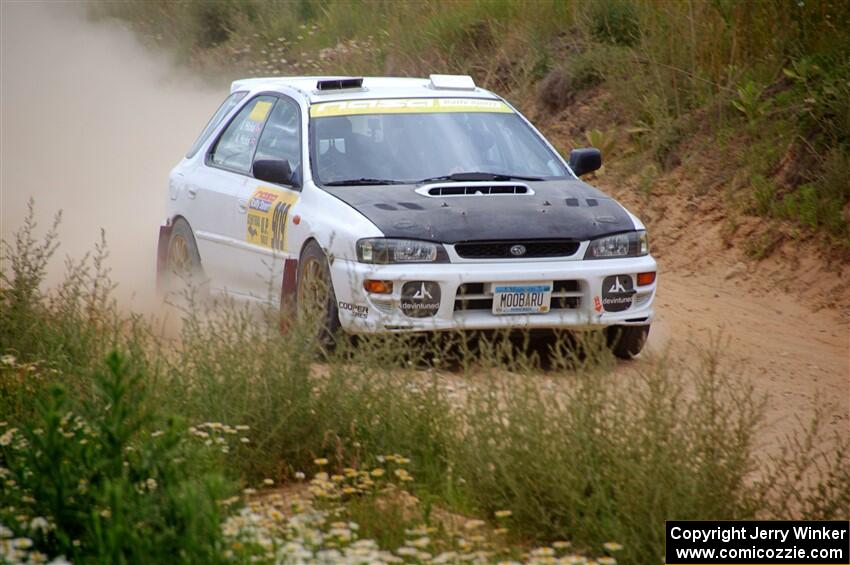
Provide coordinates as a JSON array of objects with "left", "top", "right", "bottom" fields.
[{"left": 4, "top": 210, "right": 850, "bottom": 563}]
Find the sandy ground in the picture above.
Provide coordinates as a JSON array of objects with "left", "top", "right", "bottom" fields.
[
  {"left": 648, "top": 264, "right": 848, "bottom": 450},
  {"left": 2, "top": 3, "right": 847, "bottom": 454}
]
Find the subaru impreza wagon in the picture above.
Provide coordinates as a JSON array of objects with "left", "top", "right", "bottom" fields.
[{"left": 157, "top": 75, "right": 657, "bottom": 357}]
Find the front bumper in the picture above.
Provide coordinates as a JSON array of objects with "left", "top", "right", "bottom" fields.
[{"left": 329, "top": 255, "right": 657, "bottom": 333}]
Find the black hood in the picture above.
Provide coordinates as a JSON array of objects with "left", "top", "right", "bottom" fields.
[{"left": 323, "top": 180, "right": 635, "bottom": 243}]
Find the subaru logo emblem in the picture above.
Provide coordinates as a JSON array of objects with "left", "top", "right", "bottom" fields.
[{"left": 509, "top": 244, "right": 526, "bottom": 256}]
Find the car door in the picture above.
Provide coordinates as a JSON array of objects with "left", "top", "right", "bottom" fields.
[
  {"left": 230, "top": 94, "right": 304, "bottom": 301},
  {"left": 196, "top": 95, "right": 277, "bottom": 295}
]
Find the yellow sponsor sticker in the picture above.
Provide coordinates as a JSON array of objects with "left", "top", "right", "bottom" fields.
[
  {"left": 246, "top": 186, "right": 299, "bottom": 252},
  {"left": 309, "top": 98, "right": 513, "bottom": 117},
  {"left": 249, "top": 100, "right": 273, "bottom": 122}
]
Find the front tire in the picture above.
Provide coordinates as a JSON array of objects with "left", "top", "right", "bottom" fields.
[
  {"left": 607, "top": 325, "right": 650, "bottom": 359},
  {"left": 296, "top": 241, "right": 341, "bottom": 347}
]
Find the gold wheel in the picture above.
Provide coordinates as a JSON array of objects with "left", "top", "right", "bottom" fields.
[
  {"left": 297, "top": 255, "right": 329, "bottom": 323},
  {"left": 168, "top": 234, "right": 192, "bottom": 275}
]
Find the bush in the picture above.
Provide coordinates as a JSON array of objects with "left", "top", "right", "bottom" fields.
[{"left": 0, "top": 352, "right": 234, "bottom": 563}]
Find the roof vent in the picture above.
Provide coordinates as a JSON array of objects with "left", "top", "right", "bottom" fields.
[
  {"left": 316, "top": 77, "right": 364, "bottom": 91},
  {"left": 428, "top": 74, "right": 476, "bottom": 90}
]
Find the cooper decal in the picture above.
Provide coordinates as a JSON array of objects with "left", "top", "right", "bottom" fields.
[
  {"left": 338, "top": 301, "right": 369, "bottom": 319},
  {"left": 246, "top": 186, "right": 299, "bottom": 251},
  {"left": 601, "top": 275, "right": 636, "bottom": 312}
]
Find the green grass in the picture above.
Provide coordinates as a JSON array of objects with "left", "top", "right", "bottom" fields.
[{"left": 2, "top": 204, "right": 849, "bottom": 563}]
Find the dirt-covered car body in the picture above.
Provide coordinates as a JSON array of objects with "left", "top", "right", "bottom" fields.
[{"left": 159, "top": 75, "right": 656, "bottom": 338}]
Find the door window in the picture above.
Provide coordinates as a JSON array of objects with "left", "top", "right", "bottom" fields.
[
  {"left": 210, "top": 95, "right": 276, "bottom": 173},
  {"left": 253, "top": 97, "right": 302, "bottom": 184}
]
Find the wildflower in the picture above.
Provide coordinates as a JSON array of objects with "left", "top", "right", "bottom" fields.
[
  {"left": 29, "top": 517, "right": 49, "bottom": 532},
  {"left": 13, "top": 537, "right": 33, "bottom": 548},
  {"left": 99, "top": 508, "right": 111, "bottom": 519},
  {"left": 1, "top": 354, "right": 16, "bottom": 365},
  {"left": 263, "top": 478, "right": 274, "bottom": 486},
  {"left": 494, "top": 527, "right": 508, "bottom": 535},
  {"left": 151, "top": 430, "right": 164, "bottom": 438},
  {"left": 408, "top": 536, "right": 430, "bottom": 548},
  {"left": 370, "top": 468, "right": 385, "bottom": 477},
  {"left": 530, "top": 547, "right": 556, "bottom": 557},
  {"left": 146, "top": 478, "right": 158, "bottom": 490},
  {"left": 494, "top": 509, "right": 512, "bottom": 519},
  {"left": 314, "top": 458, "right": 329, "bottom": 466},
  {"left": 240, "top": 437, "right": 250, "bottom": 444},
  {"left": 235, "top": 425, "right": 249, "bottom": 431},
  {"left": 243, "top": 488, "right": 257, "bottom": 495},
  {"left": 0, "top": 428, "right": 16, "bottom": 446},
  {"left": 0, "top": 525, "right": 12, "bottom": 538},
  {"left": 602, "top": 542, "right": 623, "bottom": 552},
  {"left": 464, "top": 519, "right": 485, "bottom": 530},
  {"left": 294, "top": 471, "right": 305, "bottom": 480},
  {"left": 598, "top": 557, "right": 617, "bottom": 565}
]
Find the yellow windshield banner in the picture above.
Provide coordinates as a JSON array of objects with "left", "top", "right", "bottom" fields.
[{"left": 310, "top": 98, "right": 513, "bottom": 117}]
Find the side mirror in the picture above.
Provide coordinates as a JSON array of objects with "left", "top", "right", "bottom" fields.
[
  {"left": 569, "top": 148, "right": 602, "bottom": 177},
  {"left": 253, "top": 159, "right": 296, "bottom": 187}
]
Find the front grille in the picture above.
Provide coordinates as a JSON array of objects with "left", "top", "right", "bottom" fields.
[
  {"left": 454, "top": 240, "right": 580, "bottom": 259},
  {"left": 454, "top": 280, "right": 581, "bottom": 312}
]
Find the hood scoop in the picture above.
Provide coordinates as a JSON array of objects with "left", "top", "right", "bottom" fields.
[{"left": 416, "top": 182, "right": 532, "bottom": 197}]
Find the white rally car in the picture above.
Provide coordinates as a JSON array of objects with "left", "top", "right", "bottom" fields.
[{"left": 157, "top": 75, "right": 657, "bottom": 357}]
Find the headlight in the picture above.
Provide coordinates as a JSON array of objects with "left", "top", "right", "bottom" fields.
[
  {"left": 356, "top": 238, "right": 449, "bottom": 264},
  {"left": 584, "top": 231, "right": 648, "bottom": 259}
]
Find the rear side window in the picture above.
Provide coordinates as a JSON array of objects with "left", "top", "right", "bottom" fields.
[
  {"left": 186, "top": 91, "right": 247, "bottom": 159},
  {"left": 210, "top": 96, "right": 276, "bottom": 174}
]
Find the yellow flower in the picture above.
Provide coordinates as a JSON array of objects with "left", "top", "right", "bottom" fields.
[
  {"left": 370, "top": 468, "right": 385, "bottom": 477},
  {"left": 314, "top": 457, "right": 329, "bottom": 466},
  {"left": 602, "top": 542, "right": 623, "bottom": 552},
  {"left": 494, "top": 509, "right": 512, "bottom": 519},
  {"left": 598, "top": 557, "right": 617, "bottom": 565},
  {"left": 552, "top": 541, "right": 572, "bottom": 549},
  {"left": 331, "top": 474, "right": 345, "bottom": 482}
]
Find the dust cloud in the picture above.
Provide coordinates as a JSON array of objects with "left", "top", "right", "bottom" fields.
[{"left": 1, "top": 1, "right": 224, "bottom": 308}]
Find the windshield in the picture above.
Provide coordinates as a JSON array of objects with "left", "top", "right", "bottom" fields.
[{"left": 309, "top": 98, "right": 569, "bottom": 185}]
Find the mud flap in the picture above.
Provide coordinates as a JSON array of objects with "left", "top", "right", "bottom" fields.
[
  {"left": 279, "top": 258, "right": 298, "bottom": 334},
  {"left": 155, "top": 223, "right": 173, "bottom": 295}
]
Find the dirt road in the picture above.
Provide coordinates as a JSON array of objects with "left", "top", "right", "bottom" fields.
[
  {"left": 2, "top": 3, "right": 847, "bottom": 452},
  {"left": 648, "top": 263, "right": 848, "bottom": 449}
]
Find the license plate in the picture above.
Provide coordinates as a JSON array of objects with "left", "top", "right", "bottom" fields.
[{"left": 492, "top": 282, "right": 552, "bottom": 315}]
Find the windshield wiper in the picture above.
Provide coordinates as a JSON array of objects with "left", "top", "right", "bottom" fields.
[
  {"left": 323, "top": 178, "right": 407, "bottom": 186},
  {"left": 417, "top": 171, "right": 544, "bottom": 183}
]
